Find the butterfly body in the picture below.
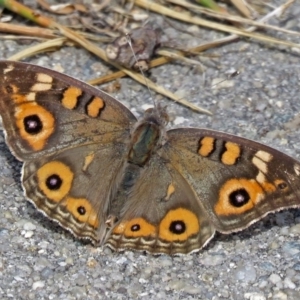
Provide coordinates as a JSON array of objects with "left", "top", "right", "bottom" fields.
[{"left": 1, "top": 60, "right": 300, "bottom": 255}]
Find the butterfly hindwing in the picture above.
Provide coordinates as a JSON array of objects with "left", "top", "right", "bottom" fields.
[{"left": 106, "top": 157, "right": 215, "bottom": 255}]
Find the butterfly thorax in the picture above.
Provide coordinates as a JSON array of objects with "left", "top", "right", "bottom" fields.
[{"left": 128, "top": 105, "right": 168, "bottom": 167}]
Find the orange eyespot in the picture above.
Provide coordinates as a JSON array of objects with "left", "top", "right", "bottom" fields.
[
  {"left": 159, "top": 208, "right": 199, "bottom": 242},
  {"left": 215, "top": 178, "right": 264, "bottom": 216},
  {"left": 15, "top": 102, "right": 55, "bottom": 151},
  {"left": 37, "top": 161, "right": 74, "bottom": 202},
  {"left": 275, "top": 179, "right": 288, "bottom": 191},
  {"left": 113, "top": 218, "right": 156, "bottom": 237},
  {"left": 65, "top": 197, "right": 99, "bottom": 228}
]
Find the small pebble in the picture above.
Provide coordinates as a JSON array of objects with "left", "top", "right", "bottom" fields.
[{"left": 32, "top": 281, "right": 45, "bottom": 290}]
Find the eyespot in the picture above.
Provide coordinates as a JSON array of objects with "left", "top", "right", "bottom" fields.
[
  {"left": 65, "top": 197, "right": 99, "bottom": 228},
  {"left": 23, "top": 115, "right": 43, "bottom": 134},
  {"left": 275, "top": 179, "right": 288, "bottom": 191},
  {"left": 113, "top": 218, "right": 156, "bottom": 237},
  {"left": 159, "top": 208, "right": 199, "bottom": 242},
  {"left": 131, "top": 224, "right": 140, "bottom": 231},
  {"left": 37, "top": 161, "right": 73, "bottom": 202},
  {"left": 45, "top": 174, "right": 62, "bottom": 190},
  {"left": 169, "top": 220, "right": 186, "bottom": 234},
  {"left": 5, "top": 84, "right": 14, "bottom": 94},
  {"left": 229, "top": 188, "right": 250, "bottom": 207},
  {"left": 15, "top": 103, "right": 55, "bottom": 151},
  {"left": 77, "top": 206, "right": 86, "bottom": 215},
  {"left": 215, "top": 179, "right": 264, "bottom": 216}
]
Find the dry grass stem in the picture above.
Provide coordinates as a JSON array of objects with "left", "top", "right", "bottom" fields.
[
  {"left": 166, "top": 0, "right": 299, "bottom": 37},
  {"left": 135, "top": 0, "right": 300, "bottom": 49},
  {"left": 0, "top": 22, "right": 57, "bottom": 38},
  {"left": 229, "top": 0, "right": 252, "bottom": 18},
  {"left": 8, "top": 37, "right": 67, "bottom": 61}
]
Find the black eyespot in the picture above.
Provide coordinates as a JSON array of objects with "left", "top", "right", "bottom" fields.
[
  {"left": 277, "top": 182, "right": 287, "bottom": 190},
  {"left": 169, "top": 220, "right": 186, "bottom": 235},
  {"left": 46, "top": 174, "right": 62, "bottom": 190},
  {"left": 24, "top": 115, "right": 43, "bottom": 134},
  {"left": 77, "top": 206, "right": 86, "bottom": 215},
  {"left": 131, "top": 224, "right": 141, "bottom": 232},
  {"left": 229, "top": 188, "right": 250, "bottom": 207},
  {"left": 5, "top": 85, "right": 13, "bottom": 94}
]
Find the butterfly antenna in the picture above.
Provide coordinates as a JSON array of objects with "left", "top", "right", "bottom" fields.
[{"left": 125, "top": 33, "right": 156, "bottom": 108}]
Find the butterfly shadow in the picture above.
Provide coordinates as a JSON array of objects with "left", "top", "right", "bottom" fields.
[{"left": 214, "top": 208, "right": 300, "bottom": 251}]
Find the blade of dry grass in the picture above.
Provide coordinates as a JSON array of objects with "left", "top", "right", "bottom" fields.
[
  {"left": 156, "top": 49, "right": 206, "bottom": 69},
  {"left": 229, "top": 0, "right": 252, "bottom": 18},
  {"left": 0, "top": 22, "right": 57, "bottom": 38},
  {"left": 0, "top": 0, "right": 55, "bottom": 27},
  {"left": 166, "top": 0, "right": 300, "bottom": 37},
  {"left": 37, "top": 0, "right": 87, "bottom": 15},
  {"left": 194, "top": 0, "right": 227, "bottom": 13},
  {"left": 134, "top": 0, "right": 300, "bottom": 49},
  {"left": 8, "top": 37, "right": 67, "bottom": 60}
]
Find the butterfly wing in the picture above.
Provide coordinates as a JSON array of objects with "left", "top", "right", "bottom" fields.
[
  {"left": 165, "top": 128, "right": 300, "bottom": 233},
  {"left": 106, "top": 127, "right": 300, "bottom": 254},
  {"left": 0, "top": 60, "right": 137, "bottom": 242}
]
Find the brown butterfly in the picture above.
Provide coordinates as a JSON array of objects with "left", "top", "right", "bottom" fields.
[{"left": 1, "top": 60, "right": 300, "bottom": 254}]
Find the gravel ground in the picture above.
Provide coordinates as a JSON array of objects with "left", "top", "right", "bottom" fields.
[{"left": 1, "top": 1, "right": 300, "bottom": 299}]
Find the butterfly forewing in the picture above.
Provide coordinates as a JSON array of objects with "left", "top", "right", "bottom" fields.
[{"left": 0, "top": 60, "right": 136, "bottom": 160}]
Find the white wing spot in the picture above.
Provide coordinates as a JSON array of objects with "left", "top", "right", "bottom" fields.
[
  {"left": 294, "top": 164, "right": 300, "bottom": 176},
  {"left": 26, "top": 92, "right": 36, "bottom": 101},
  {"left": 31, "top": 83, "right": 52, "bottom": 92},
  {"left": 255, "top": 150, "right": 273, "bottom": 162},
  {"left": 3, "top": 65, "right": 14, "bottom": 74},
  {"left": 256, "top": 171, "right": 266, "bottom": 184},
  {"left": 252, "top": 157, "right": 267, "bottom": 173},
  {"left": 37, "top": 73, "right": 53, "bottom": 83}
]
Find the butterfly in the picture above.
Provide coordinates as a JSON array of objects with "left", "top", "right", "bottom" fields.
[{"left": 0, "top": 60, "right": 300, "bottom": 255}]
